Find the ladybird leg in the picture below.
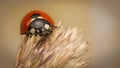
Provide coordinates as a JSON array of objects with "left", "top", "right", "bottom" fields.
[{"left": 25, "top": 31, "right": 31, "bottom": 37}]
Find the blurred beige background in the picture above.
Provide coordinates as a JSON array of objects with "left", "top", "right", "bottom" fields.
[{"left": 0, "top": 0, "right": 119, "bottom": 68}]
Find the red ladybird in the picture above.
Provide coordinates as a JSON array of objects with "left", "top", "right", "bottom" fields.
[{"left": 21, "top": 10, "right": 55, "bottom": 36}]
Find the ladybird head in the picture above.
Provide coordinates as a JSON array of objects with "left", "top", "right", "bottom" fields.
[{"left": 27, "top": 13, "right": 53, "bottom": 36}]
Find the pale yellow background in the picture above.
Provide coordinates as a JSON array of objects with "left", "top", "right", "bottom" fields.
[{"left": 0, "top": 0, "right": 119, "bottom": 68}]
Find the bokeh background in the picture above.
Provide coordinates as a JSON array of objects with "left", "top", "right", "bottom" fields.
[{"left": 0, "top": 0, "right": 119, "bottom": 68}]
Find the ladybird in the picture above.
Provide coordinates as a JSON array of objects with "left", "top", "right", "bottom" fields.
[{"left": 21, "top": 10, "right": 55, "bottom": 37}]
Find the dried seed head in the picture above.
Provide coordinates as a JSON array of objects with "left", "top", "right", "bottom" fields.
[{"left": 15, "top": 22, "right": 91, "bottom": 68}]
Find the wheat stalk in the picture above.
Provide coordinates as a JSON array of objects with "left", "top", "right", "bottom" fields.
[{"left": 15, "top": 22, "right": 91, "bottom": 68}]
